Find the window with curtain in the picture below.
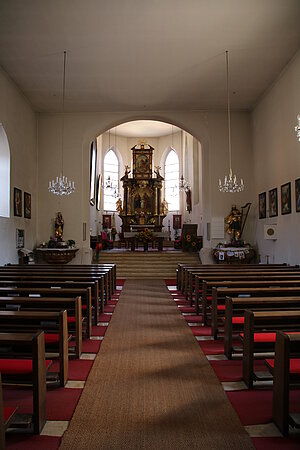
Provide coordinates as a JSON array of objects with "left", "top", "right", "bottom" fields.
[
  {"left": 164, "top": 149, "right": 179, "bottom": 211},
  {"left": 104, "top": 149, "right": 119, "bottom": 212}
]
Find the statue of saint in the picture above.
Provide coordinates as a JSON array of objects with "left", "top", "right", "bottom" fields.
[
  {"left": 116, "top": 198, "right": 123, "bottom": 214},
  {"left": 160, "top": 199, "right": 168, "bottom": 215},
  {"left": 225, "top": 206, "right": 242, "bottom": 243},
  {"left": 55, "top": 212, "right": 64, "bottom": 241}
]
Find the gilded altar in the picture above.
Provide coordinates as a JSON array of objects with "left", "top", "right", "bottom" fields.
[{"left": 118, "top": 143, "right": 166, "bottom": 231}]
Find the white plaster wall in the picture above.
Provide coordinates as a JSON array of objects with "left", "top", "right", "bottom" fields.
[
  {"left": 37, "top": 110, "right": 253, "bottom": 263},
  {"left": 252, "top": 51, "right": 300, "bottom": 264},
  {"left": 0, "top": 67, "right": 37, "bottom": 265}
]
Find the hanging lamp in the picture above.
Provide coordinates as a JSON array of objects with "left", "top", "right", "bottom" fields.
[
  {"left": 49, "top": 51, "right": 75, "bottom": 196},
  {"left": 218, "top": 50, "right": 244, "bottom": 193}
]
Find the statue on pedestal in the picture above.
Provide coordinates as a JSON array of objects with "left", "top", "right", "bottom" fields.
[
  {"left": 55, "top": 212, "right": 64, "bottom": 241},
  {"left": 225, "top": 206, "right": 241, "bottom": 243}
]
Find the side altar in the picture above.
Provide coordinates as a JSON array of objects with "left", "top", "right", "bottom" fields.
[{"left": 117, "top": 143, "right": 167, "bottom": 232}]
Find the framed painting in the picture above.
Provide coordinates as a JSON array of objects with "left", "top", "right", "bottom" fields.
[
  {"left": 16, "top": 228, "right": 24, "bottom": 248},
  {"left": 258, "top": 192, "right": 266, "bottom": 219},
  {"left": 132, "top": 144, "right": 153, "bottom": 179},
  {"left": 268, "top": 187, "right": 278, "bottom": 217},
  {"left": 90, "top": 141, "right": 97, "bottom": 206},
  {"left": 281, "top": 182, "right": 291, "bottom": 215},
  {"left": 173, "top": 214, "right": 182, "bottom": 229},
  {"left": 14, "top": 187, "right": 22, "bottom": 217},
  {"left": 102, "top": 214, "right": 111, "bottom": 229},
  {"left": 296, "top": 178, "right": 300, "bottom": 213},
  {"left": 24, "top": 192, "right": 31, "bottom": 219}
]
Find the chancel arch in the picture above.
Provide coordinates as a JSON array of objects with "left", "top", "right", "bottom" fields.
[{"left": 88, "top": 120, "right": 205, "bottom": 244}]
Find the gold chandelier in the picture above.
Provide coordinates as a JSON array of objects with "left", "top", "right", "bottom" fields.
[{"left": 218, "top": 50, "right": 244, "bottom": 193}]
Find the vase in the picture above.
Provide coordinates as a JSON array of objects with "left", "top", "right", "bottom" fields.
[{"left": 143, "top": 242, "right": 148, "bottom": 252}]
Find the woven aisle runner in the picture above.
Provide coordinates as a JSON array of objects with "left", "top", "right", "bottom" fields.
[{"left": 60, "top": 280, "right": 254, "bottom": 450}]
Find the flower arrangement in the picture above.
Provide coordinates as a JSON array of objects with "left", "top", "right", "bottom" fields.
[
  {"left": 137, "top": 228, "right": 153, "bottom": 243},
  {"left": 182, "top": 233, "right": 198, "bottom": 251}
]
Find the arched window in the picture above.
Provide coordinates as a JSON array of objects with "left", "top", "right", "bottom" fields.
[
  {"left": 0, "top": 124, "right": 10, "bottom": 218},
  {"left": 104, "top": 149, "right": 119, "bottom": 211},
  {"left": 165, "top": 149, "right": 179, "bottom": 211}
]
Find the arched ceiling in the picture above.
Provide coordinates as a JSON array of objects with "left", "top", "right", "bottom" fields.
[
  {"left": 109, "top": 121, "right": 180, "bottom": 138},
  {"left": 0, "top": 0, "right": 299, "bottom": 113}
]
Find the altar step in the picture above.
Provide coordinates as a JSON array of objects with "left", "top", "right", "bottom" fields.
[{"left": 96, "top": 250, "right": 200, "bottom": 279}]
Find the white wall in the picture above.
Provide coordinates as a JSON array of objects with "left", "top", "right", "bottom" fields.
[
  {"left": 252, "top": 51, "right": 300, "bottom": 265},
  {"left": 0, "top": 66, "right": 37, "bottom": 265},
  {"left": 37, "top": 110, "right": 253, "bottom": 263}
]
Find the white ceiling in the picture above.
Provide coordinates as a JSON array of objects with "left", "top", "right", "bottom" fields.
[
  {"left": 0, "top": 0, "right": 299, "bottom": 113},
  {"left": 110, "top": 121, "right": 180, "bottom": 138}
]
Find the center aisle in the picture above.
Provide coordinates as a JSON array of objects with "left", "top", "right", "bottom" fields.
[{"left": 60, "top": 279, "right": 254, "bottom": 450}]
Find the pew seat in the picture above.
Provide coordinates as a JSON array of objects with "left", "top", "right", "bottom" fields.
[
  {"left": 240, "top": 331, "right": 300, "bottom": 343},
  {"left": 266, "top": 358, "right": 300, "bottom": 374},
  {"left": 0, "top": 359, "right": 52, "bottom": 376}
]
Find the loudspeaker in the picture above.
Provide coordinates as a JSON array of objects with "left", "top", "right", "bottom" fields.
[{"left": 264, "top": 224, "right": 277, "bottom": 240}]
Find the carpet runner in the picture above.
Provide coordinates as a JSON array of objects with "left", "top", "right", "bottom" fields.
[{"left": 59, "top": 279, "right": 253, "bottom": 450}]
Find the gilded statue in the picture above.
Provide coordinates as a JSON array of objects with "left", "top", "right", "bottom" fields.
[
  {"left": 160, "top": 199, "right": 168, "bottom": 215},
  {"left": 225, "top": 206, "right": 241, "bottom": 242},
  {"left": 55, "top": 212, "right": 64, "bottom": 241},
  {"left": 116, "top": 198, "right": 123, "bottom": 214}
]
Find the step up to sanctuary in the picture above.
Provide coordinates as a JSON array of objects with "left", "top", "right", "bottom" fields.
[{"left": 95, "top": 250, "right": 200, "bottom": 279}]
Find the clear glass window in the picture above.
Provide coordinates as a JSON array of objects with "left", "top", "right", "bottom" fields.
[
  {"left": 165, "top": 149, "right": 179, "bottom": 211},
  {"left": 104, "top": 150, "right": 119, "bottom": 212}
]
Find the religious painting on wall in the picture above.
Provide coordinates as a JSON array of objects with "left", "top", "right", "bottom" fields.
[
  {"left": 173, "top": 214, "right": 182, "bottom": 229},
  {"left": 258, "top": 192, "right": 266, "bottom": 219},
  {"left": 102, "top": 214, "right": 111, "bottom": 229},
  {"left": 14, "top": 187, "right": 22, "bottom": 217},
  {"left": 281, "top": 182, "right": 291, "bottom": 215},
  {"left": 268, "top": 187, "right": 278, "bottom": 217},
  {"left": 90, "top": 141, "right": 97, "bottom": 206},
  {"left": 132, "top": 144, "right": 153, "bottom": 179},
  {"left": 295, "top": 178, "right": 300, "bottom": 213},
  {"left": 24, "top": 192, "right": 31, "bottom": 219}
]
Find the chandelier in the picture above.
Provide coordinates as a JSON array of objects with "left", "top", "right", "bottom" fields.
[
  {"left": 179, "top": 175, "right": 190, "bottom": 192},
  {"left": 218, "top": 50, "right": 244, "bottom": 193},
  {"left": 295, "top": 114, "right": 300, "bottom": 142},
  {"left": 49, "top": 51, "right": 75, "bottom": 196}
]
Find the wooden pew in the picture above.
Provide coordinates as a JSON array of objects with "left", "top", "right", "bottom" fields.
[
  {"left": 195, "top": 272, "right": 300, "bottom": 315},
  {"left": 5, "top": 263, "right": 115, "bottom": 298},
  {"left": 210, "top": 283, "right": 300, "bottom": 339},
  {"left": 0, "top": 286, "right": 91, "bottom": 338},
  {"left": 224, "top": 296, "right": 300, "bottom": 358},
  {"left": 266, "top": 332, "right": 300, "bottom": 436},
  {"left": 0, "top": 310, "right": 68, "bottom": 386},
  {"left": 0, "top": 276, "right": 101, "bottom": 324},
  {"left": 0, "top": 296, "right": 82, "bottom": 358},
  {"left": 0, "top": 374, "right": 18, "bottom": 449},
  {"left": 0, "top": 331, "right": 51, "bottom": 434},
  {"left": 192, "top": 268, "right": 300, "bottom": 307},
  {"left": 242, "top": 310, "right": 300, "bottom": 388},
  {"left": 0, "top": 268, "right": 106, "bottom": 314},
  {"left": 180, "top": 264, "right": 296, "bottom": 300},
  {"left": 1, "top": 264, "right": 110, "bottom": 305}
]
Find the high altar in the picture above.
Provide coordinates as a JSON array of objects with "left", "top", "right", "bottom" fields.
[{"left": 117, "top": 143, "right": 167, "bottom": 232}]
